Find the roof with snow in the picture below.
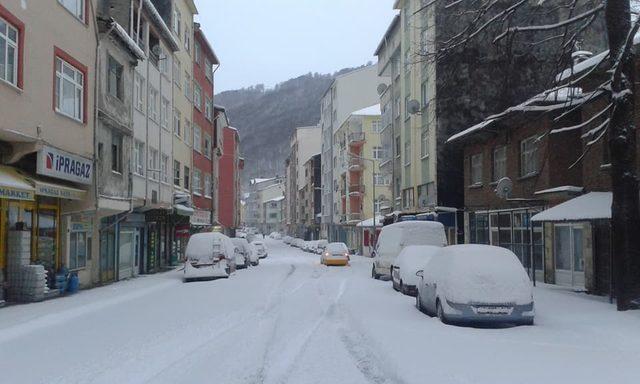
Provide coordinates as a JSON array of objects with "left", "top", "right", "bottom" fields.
[
  {"left": 356, "top": 216, "right": 383, "bottom": 227},
  {"left": 110, "top": 20, "right": 146, "bottom": 60},
  {"left": 352, "top": 104, "right": 381, "bottom": 116},
  {"left": 250, "top": 177, "right": 275, "bottom": 185},
  {"left": 447, "top": 88, "right": 602, "bottom": 144},
  {"left": 534, "top": 186, "right": 585, "bottom": 195},
  {"left": 142, "top": 0, "right": 180, "bottom": 52},
  {"left": 266, "top": 196, "right": 285, "bottom": 203},
  {"left": 531, "top": 192, "right": 612, "bottom": 222}
]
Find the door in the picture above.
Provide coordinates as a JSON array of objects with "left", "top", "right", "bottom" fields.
[
  {"left": 554, "top": 224, "right": 586, "bottom": 288},
  {"left": 118, "top": 230, "right": 134, "bottom": 280},
  {"left": 36, "top": 208, "right": 58, "bottom": 270}
]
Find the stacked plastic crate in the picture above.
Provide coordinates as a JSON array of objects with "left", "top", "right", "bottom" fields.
[{"left": 6, "top": 230, "right": 48, "bottom": 302}]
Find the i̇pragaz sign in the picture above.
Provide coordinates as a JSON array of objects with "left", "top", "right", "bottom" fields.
[{"left": 37, "top": 145, "right": 93, "bottom": 185}]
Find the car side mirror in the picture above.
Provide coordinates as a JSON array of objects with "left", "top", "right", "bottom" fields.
[{"left": 415, "top": 270, "right": 424, "bottom": 278}]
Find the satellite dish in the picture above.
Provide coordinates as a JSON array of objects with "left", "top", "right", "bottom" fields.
[
  {"left": 377, "top": 83, "right": 388, "bottom": 95},
  {"left": 495, "top": 177, "right": 513, "bottom": 199},
  {"left": 151, "top": 45, "right": 162, "bottom": 57},
  {"left": 407, "top": 99, "right": 421, "bottom": 115}
]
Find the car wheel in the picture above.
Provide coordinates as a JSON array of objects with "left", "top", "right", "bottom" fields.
[
  {"left": 371, "top": 265, "right": 378, "bottom": 280},
  {"left": 436, "top": 299, "right": 449, "bottom": 325}
]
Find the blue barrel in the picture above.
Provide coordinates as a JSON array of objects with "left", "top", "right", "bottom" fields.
[
  {"left": 55, "top": 274, "right": 67, "bottom": 293},
  {"left": 67, "top": 273, "right": 79, "bottom": 294}
]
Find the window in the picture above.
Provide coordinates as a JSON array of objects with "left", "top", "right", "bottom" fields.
[
  {"left": 55, "top": 57, "right": 84, "bottom": 122},
  {"left": 421, "top": 130, "right": 429, "bottom": 158},
  {"left": 520, "top": 136, "right": 538, "bottom": 177},
  {"left": 161, "top": 154, "right": 169, "bottom": 183},
  {"left": 402, "top": 188, "right": 415, "bottom": 209},
  {"left": 173, "top": 109, "right": 181, "bottom": 137},
  {"left": 174, "top": 160, "right": 181, "bottom": 186},
  {"left": 193, "top": 124, "right": 202, "bottom": 153},
  {"left": 172, "top": 8, "right": 181, "bottom": 37},
  {"left": 149, "top": 148, "right": 158, "bottom": 181},
  {"left": 173, "top": 58, "right": 181, "bottom": 87},
  {"left": 111, "top": 133, "right": 122, "bottom": 173},
  {"left": 205, "top": 96, "right": 212, "bottom": 120},
  {"left": 184, "top": 166, "right": 190, "bottom": 190},
  {"left": 184, "top": 25, "right": 190, "bottom": 53},
  {"left": 372, "top": 146, "right": 384, "bottom": 160},
  {"left": 204, "top": 133, "right": 212, "bottom": 158},
  {"left": 159, "top": 47, "right": 169, "bottom": 76},
  {"left": 148, "top": 87, "right": 159, "bottom": 121},
  {"left": 184, "top": 119, "right": 191, "bottom": 145},
  {"left": 194, "top": 84, "right": 202, "bottom": 110},
  {"left": 205, "top": 58, "right": 213, "bottom": 81},
  {"left": 161, "top": 97, "right": 170, "bottom": 129},
  {"left": 374, "top": 173, "right": 390, "bottom": 185},
  {"left": 395, "top": 136, "right": 401, "bottom": 158},
  {"left": 404, "top": 95, "right": 411, "bottom": 117},
  {"left": 58, "top": 0, "right": 84, "bottom": 21},
  {"left": 470, "top": 153, "right": 483, "bottom": 185},
  {"left": 193, "top": 169, "right": 202, "bottom": 195},
  {"left": 107, "top": 56, "right": 123, "bottom": 100},
  {"left": 404, "top": 141, "right": 411, "bottom": 166},
  {"left": 204, "top": 174, "right": 212, "bottom": 198},
  {"left": 0, "top": 15, "right": 20, "bottom": 86},
  {"left": 493, "top": 146, "right": 507, "bottom": 181},
  {"left": 371, "top": 119, "right": 382, "bottom": 133},
  {"left": 134, "top": 74, "right": 145, "bottom": 111},
  {"left": 184, "top": 72, "right": 191, "bottom": 100},
  {"left": 69, "top": 231, "right": 87, "bottom": 270},
  {"left": 194, "top": 42, "right": 201, "bottom": 65},
  {"left": 421, "top": 80, "right": 428, "bottom": 108},
  {"left": 134, "top": 141, "right": 144, "bottom": 175}
]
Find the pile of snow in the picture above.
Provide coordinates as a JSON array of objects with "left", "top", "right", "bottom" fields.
[
  {"left": 395, "top": 245, "right": 440, "bottom": 287},
  {"left": 426, "top": 245, "right": 533, "bottom": 305}
]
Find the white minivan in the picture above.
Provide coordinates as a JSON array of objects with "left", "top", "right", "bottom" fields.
[{"left": 371, "top": 221, "right": 448, "bottom": 280}]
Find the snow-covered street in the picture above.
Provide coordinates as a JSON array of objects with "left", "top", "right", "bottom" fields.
[{"left": 1, "top": 239, "right": 639, "bottom": 384}]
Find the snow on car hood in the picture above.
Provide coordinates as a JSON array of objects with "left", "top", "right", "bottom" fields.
[{"left": 432, "top": 245, "right": 533, "bottom": 305}]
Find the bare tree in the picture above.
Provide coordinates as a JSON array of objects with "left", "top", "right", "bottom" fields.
[{"left": 416, "top": 0, "right": 639, "bottom": 310}]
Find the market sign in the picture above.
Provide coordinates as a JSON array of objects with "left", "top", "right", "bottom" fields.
[
  {"left": 0, "top": 186, "right": 34, "bottom": 201},
  {"left": 34, "top": 181, "right": 85, "bottom": 200},
  {"left": 190, "top": 210, "right": 212, "bottom": 226},
  {"left": 37, "top": 145, "right": 93, "bottom": 185}
]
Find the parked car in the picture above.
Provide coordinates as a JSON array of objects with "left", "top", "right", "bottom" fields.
[
  {"left": 183, "top": 233, "right": 237, "bottom": 281},
  {"left": 251, "top": 240, "right": 268, "bottom": 259},
  {"left": 321, "top": 242, "right": 350, "bottom": 266},
  {"left": 391, "top": 245, "right": 440, "bottom": 296},
  {"left": 303, "top": 240, "right": 317, "bottom": 253},
  {"left": 231, "top": 238, "right": 253, "bottom": 269},
  {"left": 315, "top": 240, "right": 328, "bottom": 255},
  {"left": 372, "top": 221, "right": 447, "bottom": 280},
  {"left": 416, "top": 244, "right": 535, "bottom": 326},
  {"left": 283, "top": 236, "right": 293, "bottom": 244}
]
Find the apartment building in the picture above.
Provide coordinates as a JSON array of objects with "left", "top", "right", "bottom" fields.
[
  {"left": 319, "top": 65, "right": 386, "bottom": 240},
  {"left": 191, "top": 23, "right": 219, "bottom": 232},
  {"left": 285, "top": 126, "right": 321, "bottom": 238},
  {"left": 218, "top": 125, "right": 242, "bottom": 234},
  {"left": 298, "top": 154, "right": 321, "bottom": 239},
  {"left": 0, "top": 0, "right": 98, "bottom": 298}
]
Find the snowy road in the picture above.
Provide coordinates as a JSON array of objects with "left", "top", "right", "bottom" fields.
[{"left": 1, "top": 239, "right": 640, "bottom": 384}]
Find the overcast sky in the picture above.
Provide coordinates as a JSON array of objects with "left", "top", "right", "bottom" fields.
[{"left": 195, "top": 0, "right": 397, "bottom": 93}]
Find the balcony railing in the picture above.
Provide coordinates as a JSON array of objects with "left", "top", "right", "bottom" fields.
[
  {"left": 348, "top": 157, "right": 363, "bottom": 170},
  {"left": 347, "top": 213, "right": 362, "bottom": 222},
  {"left": 348, "top": 132, "right": 365, "bottom": 146},
  {"left": 348, "top": 184, "right": 364, "bottom": 195}
]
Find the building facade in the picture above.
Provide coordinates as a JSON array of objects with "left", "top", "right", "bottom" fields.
[{"left": 218, "top": 125, "right": 242, "bottom": 234}]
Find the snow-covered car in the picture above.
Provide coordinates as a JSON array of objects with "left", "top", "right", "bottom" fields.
[
  {"left": 273, "top": 233, "right": 282, "bottom": 240},
  {"left": 303, "top": 240, "right": 316, "bottom": 253},
  {"left": 315, "top": 240, "right": 328, "bottom": 255},
  {"left": 236, "top": 231, "right": 247, "bottom": 239},
  {"left": 391, "top": 245, "right": 440, "bottom": 296},
  {"left": 372, "top": 221, "right": 447, "bottom": 280},
  {"left": 231, "top": 238, "right": 253, "bottom": 269},
  {"left": 183, "top": 232, "right": 237, "bottom": 281},
  {"left": 292, "top": 238, "right": 303, "bottom": 248},
  {"left": 321, "top": 242, "right": 350, "bottom": 266},
  {"left": 416, "top": 244, "right": 535, "bottom": 326},
  {"left": 251, "top": 240, "right": 268, "bottom": 259},
  {"left": 283, "top": 236, "right": 292, "bottom": 244}
]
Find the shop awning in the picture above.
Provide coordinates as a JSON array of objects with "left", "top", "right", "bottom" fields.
[
  {"left": 31, "top": 178, "right": 86, "bottom": 200},
  {"left": 532, "top": 192, "right": 612, "bottom": 222},
  {"left": 175, "top": 204, "right": 195, "bottom": 217},
  {"left": 0, "top": 165, "right": 35, "bottom": 201}
]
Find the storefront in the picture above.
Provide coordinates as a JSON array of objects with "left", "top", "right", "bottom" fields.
[{"left": 0, "top": 165, "right": 87, "bottom": 302}]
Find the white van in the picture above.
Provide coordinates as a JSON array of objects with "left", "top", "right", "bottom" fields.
[{"left": 371, "top": 221, "right": 448, "bottom": 280}]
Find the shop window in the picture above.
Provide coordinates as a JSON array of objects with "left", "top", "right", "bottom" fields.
[{"left": 69, "top": 231, "right": 87, "bottom": 269}]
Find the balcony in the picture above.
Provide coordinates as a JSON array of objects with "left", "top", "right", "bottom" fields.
[
  {"left": 348, "top": 132, "right": 365, "bottom": 147},
  {"left": 347, "top": 213, "right": 362, "bottom": 223},
  {"left": 348, "top": 184, "right": 364, "bottom": 196},
  {"left": 348, "top": 157, "right": 363, "bottom": 171}
]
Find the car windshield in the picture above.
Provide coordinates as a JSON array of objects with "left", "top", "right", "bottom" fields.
[{"left": 6, "top": 3, "right": 639, "bottom": 383}]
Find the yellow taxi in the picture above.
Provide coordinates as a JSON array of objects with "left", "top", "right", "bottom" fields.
[{"left": 321, "top": 242, "right": 350, "bottom": 266}]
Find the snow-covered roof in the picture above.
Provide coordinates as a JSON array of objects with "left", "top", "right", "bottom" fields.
[
  {"left": 356, "top": 216, "right": 383, "bottom": 227},
  {"left": 142, "top": 0, "right": 180, "bottom": 51},
  {"left": 531, "top": 192, "right": 612, "bottom": 222},
  {"left": 110, "top": 20, "right": 146, "bottom": 60},
  {"left": 266, "top": 196, "right": 285, "bottom": 203},
  {"left": 251, "top": 177, "right": 275, "bottom": 185},
  {"left": 534, "top": 186, "right": 585, "bottom": 195},
  {"left": 352, "top": 104, "right": 381, "bottom": 116}
]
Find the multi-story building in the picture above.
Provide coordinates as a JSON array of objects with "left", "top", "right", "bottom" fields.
[
  {"left": 95, "top": 1, "right": 146, "bottom": 282},
  {"left": 0, "top": 0, "right": 98, "bottom": 297},
  {"left": 218, "top": 125, "right": 242, "bottom": 234},
  {"left": 319, "top": 65, "right": 387, "bottom": 241},
  {"left": 190, "top": 23, "right": 219, "bottom": 232},
  {"left": 375, "top": 1, "right": 606, "bottom": 244},
  {"left": 332, "top": 104, "right": 391, "bottom": 248},
  {"left": 169, "top": 0, "right": 197, "bottom": 256},
  {"left": 285, "top": 125, "right": 321, "bottom": 237},
  {"left": 299, "top": 154, "right": 321, "bottom": 239}
]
